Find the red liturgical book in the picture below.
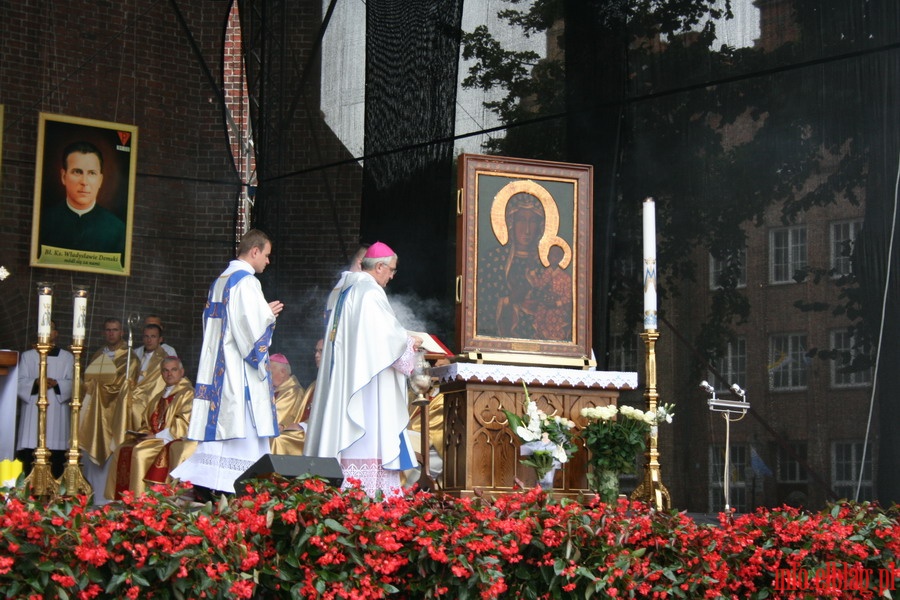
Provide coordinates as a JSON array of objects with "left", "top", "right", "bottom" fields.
[{"left": 408, "top": 331, "right": 454, "bottom": 358}]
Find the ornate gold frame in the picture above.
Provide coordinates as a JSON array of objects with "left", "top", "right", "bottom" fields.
[
  {"left": 30, "top": 112, "right": 138, "bottom": 276},
  {"left": 455, "top": 154, "right": 593, "bottom": 365}
]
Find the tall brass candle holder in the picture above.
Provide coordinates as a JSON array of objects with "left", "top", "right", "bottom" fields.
[
  {"left": 24, "top": 283, "right": 56, "bottom": 497},
  {"left": 59, "top": 286, "right": 92, "bottom": 496},
  {"left": 408, "top": 351, "right": 436, "bottom": 491},
  {"left": 631, "top": 329, "right": 671, "bottom": 510}
]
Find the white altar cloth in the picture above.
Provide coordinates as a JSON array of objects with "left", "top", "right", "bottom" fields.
[{"left": 432, "top": 362, "right": 637, "bottom": 390}]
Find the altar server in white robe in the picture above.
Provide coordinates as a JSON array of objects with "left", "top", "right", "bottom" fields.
[
  {"left": 16, "top": 320, "right": 74, "bottom": 478},
  {"left": 305, "top": 241, "right": 421, "bottom": 498},
  {"left": 172, "top": 229, "right": 284, "bottom": 495}
]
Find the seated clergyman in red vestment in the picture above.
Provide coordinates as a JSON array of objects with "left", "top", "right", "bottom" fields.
[{"left": 106, "top": 356, "right": 196, "bottom": 498}]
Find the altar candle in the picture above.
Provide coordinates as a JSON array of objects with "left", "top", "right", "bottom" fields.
[
  {"left": 73, "top": 291, "right": 88, "bottom": 341},
  {"left": 37, "top": 285, "right": 53, "bottom": 339},
  {"left": 643, "top": 198, "right": 657, "bottom": 330}
]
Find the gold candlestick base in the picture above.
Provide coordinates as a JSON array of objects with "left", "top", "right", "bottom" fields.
[
  {"left": 58, "top": 460, "right": 92, "bottom": 497},
  {"left": 632, "top": 465, "right": 671, "bottom": 510},
  {"left": 23, "top": 449, "right": 56, "bottom": 498},
  {"left": 629, "top": 329, "right": 671, "bottom": 510},
  {"left": 24, "top": 340, "right": 56, "bottom": 498},
  {"left": 58, "top": 342, "right": 92, "bottom": 497}
]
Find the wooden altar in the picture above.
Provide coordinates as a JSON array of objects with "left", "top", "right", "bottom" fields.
[
  {"left": 0, "top": 350, "right": 17, "bottom": 375},
  {"left": 434, "top": 363, "right": 637, "bottom": 498}
]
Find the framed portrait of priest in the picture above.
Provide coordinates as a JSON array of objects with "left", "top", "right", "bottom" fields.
[
  {"left": 0, "top": 105, "right": 4, "bottom": 187},
  {"left": 30, "top": 112, "right": 138, "bottom": 276},
  {"left": 455, "top": 154, "right": 594, "bottom": 367}
]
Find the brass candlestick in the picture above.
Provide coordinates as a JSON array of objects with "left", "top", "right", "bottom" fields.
[
  {"left": 58, "top": 339, "right": 92, "bottom": 497},
  {"left": 631, "top": 329, "right": 671, "bottom": 510},
  {"left": 411, "top": 394, "right": 436, "bottom": 491},
  {"left": 23, "top": 340, "right": 56, "bottom": 497},
  {"left": 409, "top": 351, "right": 436, "bottom": 491}
]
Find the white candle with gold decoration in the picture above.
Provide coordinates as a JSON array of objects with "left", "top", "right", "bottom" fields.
[
  {"left": 643, "top": 198, "right": 657, "bottom": 330},
  {"left": 37, "top": 284, "right": 53, "bottom": 340},
  {"left": 73, "top": 289, "right": 88, "bottom": 342}
]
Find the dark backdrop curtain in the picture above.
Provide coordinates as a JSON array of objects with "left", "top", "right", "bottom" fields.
[
  {"left": 361, "top": 0, "right": 465, "bottom": 341},
  {"left": 857, "top": 50, "right": 900, "bottom": 506}
]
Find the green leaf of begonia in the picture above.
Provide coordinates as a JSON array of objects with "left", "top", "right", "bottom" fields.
[
  {"left": 106, "top": 572, "right": 129, "bottom": 593},
  {"left": 323, "top": 518, "right": 350, "bottom": 534}
]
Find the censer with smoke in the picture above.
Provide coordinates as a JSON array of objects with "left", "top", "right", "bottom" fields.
[{"left": 408, "top": 349, "right": 432, "bottom": 403}]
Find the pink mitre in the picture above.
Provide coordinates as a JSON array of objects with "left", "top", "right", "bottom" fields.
[
  {"left": 365, "top": 241, "right": 395, "bottom": 258},
  {"left": 270, "top": 353, "right": 289, "bottom": 364}
]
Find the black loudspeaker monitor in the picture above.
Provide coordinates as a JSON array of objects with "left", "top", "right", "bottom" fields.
[{"left": 234, "top": 454, "right": 344, "bottom": 493}]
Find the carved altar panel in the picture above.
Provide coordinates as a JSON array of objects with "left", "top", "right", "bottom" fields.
[{"left": 441, "top": 380, "right": 620, "bottom": 498}]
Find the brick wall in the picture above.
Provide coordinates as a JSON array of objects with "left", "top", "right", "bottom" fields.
[{"left": 0, "top": 1, "right": 362, "bottom": 387}]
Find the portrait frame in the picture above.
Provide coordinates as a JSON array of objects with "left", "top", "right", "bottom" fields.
[
  {"left": 455, "top": 154, "right": 594, "bottom": 366},
  {"left": 30, "top": 112, "right": 138, "bottom": 276},
  {"left": 0, "top": 105, "right": 4, "bottom": 187}
]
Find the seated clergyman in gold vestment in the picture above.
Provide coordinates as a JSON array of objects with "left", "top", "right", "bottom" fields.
[
  {"left": 110, "top": 323, "right": 169, "bottom": 440},
  {"left": 106, "top": 357, "right": 196, "bottom": 498},
  {"left": 269, "top": 353, "right": 309, "bottom": 455},
  {"left": 79, "top": 318, "right": 139, "bottom": 502}
]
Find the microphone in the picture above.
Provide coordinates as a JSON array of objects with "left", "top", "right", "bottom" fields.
[
  {"left": 730, "top": 383, "right": 746, "bottom": 398},
  {"left": 699, "top": 380, "right": 715, "bottom": 394}
]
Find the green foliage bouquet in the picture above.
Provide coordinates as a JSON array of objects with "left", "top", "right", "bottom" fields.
[
  {"left": 504, "top": 384, "right": 578, "bottom": 480},
  {"left": 580, "top": 403, "right": 675, "bottom": 501}
]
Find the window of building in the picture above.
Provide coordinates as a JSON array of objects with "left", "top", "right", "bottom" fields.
[
  {"left": 615, "top": 252, "right": 638, "bottom": 282},
  {"left": 832, "top": 441, "right": 873, "bottom": 501},
  {"left": 608, "top": 331, "right": 639, "bottom": 372},
  {"left": 709, "top": 247, "right": 747, "bottom": 289},
  {"left": 768, "top": 333, "right": 808, "bottom": 390},
  {"left": 709, "top": 444, "right": 748, "bottom": 513},
  {"left": 830, "top": 219, "right": 863, "bottom": 277},
  {"left": 710, "top": 337, "right": 746, "bottom": 391},
  {"left": 830, "top": 329, "right": 872, "bottom": 387},
  {"left": 769, "top": 226, "right": 807, "bottom": 284},
  {"left": 776, "top": 442, "right": 808, "bottom": 483}
]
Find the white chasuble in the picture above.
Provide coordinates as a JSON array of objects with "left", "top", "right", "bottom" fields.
[{"left": 305, "top": 271, "right": 417, "bottom": 493}]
